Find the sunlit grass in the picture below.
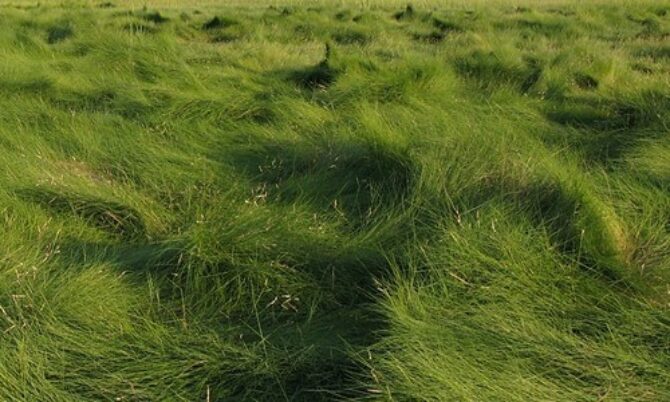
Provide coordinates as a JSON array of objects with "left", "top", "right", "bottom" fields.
[{"left": 0, "top": 0, "right": 668, "bottom": 400}]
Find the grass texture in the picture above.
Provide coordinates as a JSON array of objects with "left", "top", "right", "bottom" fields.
[{"left": 0, "top": 0, "right": 669, "bottom": 400}]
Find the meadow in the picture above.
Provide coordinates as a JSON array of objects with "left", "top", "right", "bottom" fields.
[{"left": 0, "top": 0, "right": 669, "bottom": 400}]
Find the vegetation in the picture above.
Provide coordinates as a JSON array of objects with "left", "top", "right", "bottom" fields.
[{"left": 0, "top": 0, "right": 669, "bottom": 400}]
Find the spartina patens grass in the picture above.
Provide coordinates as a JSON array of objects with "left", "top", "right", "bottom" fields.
[{"left": 0, "top": 0, "right": 669, "bottom": 400}]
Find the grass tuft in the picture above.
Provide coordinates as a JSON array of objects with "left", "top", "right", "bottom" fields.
[
  {"left": 139, "top": 10, "right": 169, "bottom": 24},
  {"left": 202, "top": 15, "right": 237, "bottom": 30},
  {"left": 393, "top": 4, "right": 415, "bottom": 21},
  {"left": 46, "top": 23, "right": 73, "bottom": 44}
]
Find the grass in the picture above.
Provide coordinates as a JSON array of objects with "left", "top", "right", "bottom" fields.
[{"left": 0, "top": 0, "right": 669, "bottom": 400}]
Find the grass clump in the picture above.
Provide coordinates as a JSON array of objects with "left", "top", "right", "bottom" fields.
[
  {"left": 574, "top": 71, "right": 599, "bottom": 89},
  {"left": 332, "top": 28, "right": 369, "bottom": 45},
  {"left": 432, "top": 16, "right": 463, "bottom": 32},
  {"left": 455, "top": 49, "right": 543, "bottom": 93},
  {"left": 412, "top": 30, "right": 446, "bottom": 43},
  {"left": 46, "top": 23, "right": 73, "bottom": 43},
  {"left": 393, "top": 4, "right": 415, "bottom": 21},
  {"left": 139, "top": 10, "right": 169, "bottom": 24},
  {"left": 202, "top": 15, "right": 237, "bottom": 30}
]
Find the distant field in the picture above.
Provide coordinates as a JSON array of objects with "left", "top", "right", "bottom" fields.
[
  {"left": 0, "top": 0, "right": 669, "bottom": 400},
  {"left": 1, "top": 0, "right": 666, "bottom": 9}
]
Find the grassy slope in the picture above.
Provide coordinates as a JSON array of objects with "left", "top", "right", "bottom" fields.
[{"left": 0, "top": 0, "right": 669, "bottom": 400}]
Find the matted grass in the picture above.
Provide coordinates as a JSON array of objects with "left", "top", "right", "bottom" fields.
[{"left": 0, "top": 0, "right": 669, "bottom": 400}]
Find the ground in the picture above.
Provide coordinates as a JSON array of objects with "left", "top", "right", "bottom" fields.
[{"left": 0, "top": 0, "right": 669, "bottom": 400}]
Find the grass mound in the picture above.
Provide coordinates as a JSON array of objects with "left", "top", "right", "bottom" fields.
[{"left": 0, "top": 1, "right": 668, "bottom": 401}]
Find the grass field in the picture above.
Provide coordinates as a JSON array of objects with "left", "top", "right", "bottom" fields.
[{"left": 0, "top": 0, "right": 669, "bottom": 400}]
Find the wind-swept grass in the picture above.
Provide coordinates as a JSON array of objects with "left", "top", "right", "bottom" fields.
[{"left": 0, "top": 0, "right": 668, "bottom": 400}]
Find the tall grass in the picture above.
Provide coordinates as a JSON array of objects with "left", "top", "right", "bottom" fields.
[{"left": 0, "top": 0, "right": 668, "bottom": 400}]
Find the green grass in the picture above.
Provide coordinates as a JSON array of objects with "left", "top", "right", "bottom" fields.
[{"left": 0, "top": 0, "right": 669, "bottom": 400}]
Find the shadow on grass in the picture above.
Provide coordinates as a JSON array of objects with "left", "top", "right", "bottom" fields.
[
  {"left": 46, "top": 23, "right": 74, "bottom": 44},
  {"left": 454, "top": 50, "right": 543, "bottom": 94},
  {"left": 51, "top": 230, "right": 389, "bottom": 400},
  {"left": 286, "top": 44, "right": 341, "bottom": 91},
  {"left": 543, "top": 90, "right": 670, "bottom": 162},
  {"left": 228, "top": 136, "right": 414, "bottom": 230},
  {"left": 17, "top": 187, "right": 147, "bottom": 239},
  {"left": 458, "top": 176, "right": 632, "bottom": 287}
]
